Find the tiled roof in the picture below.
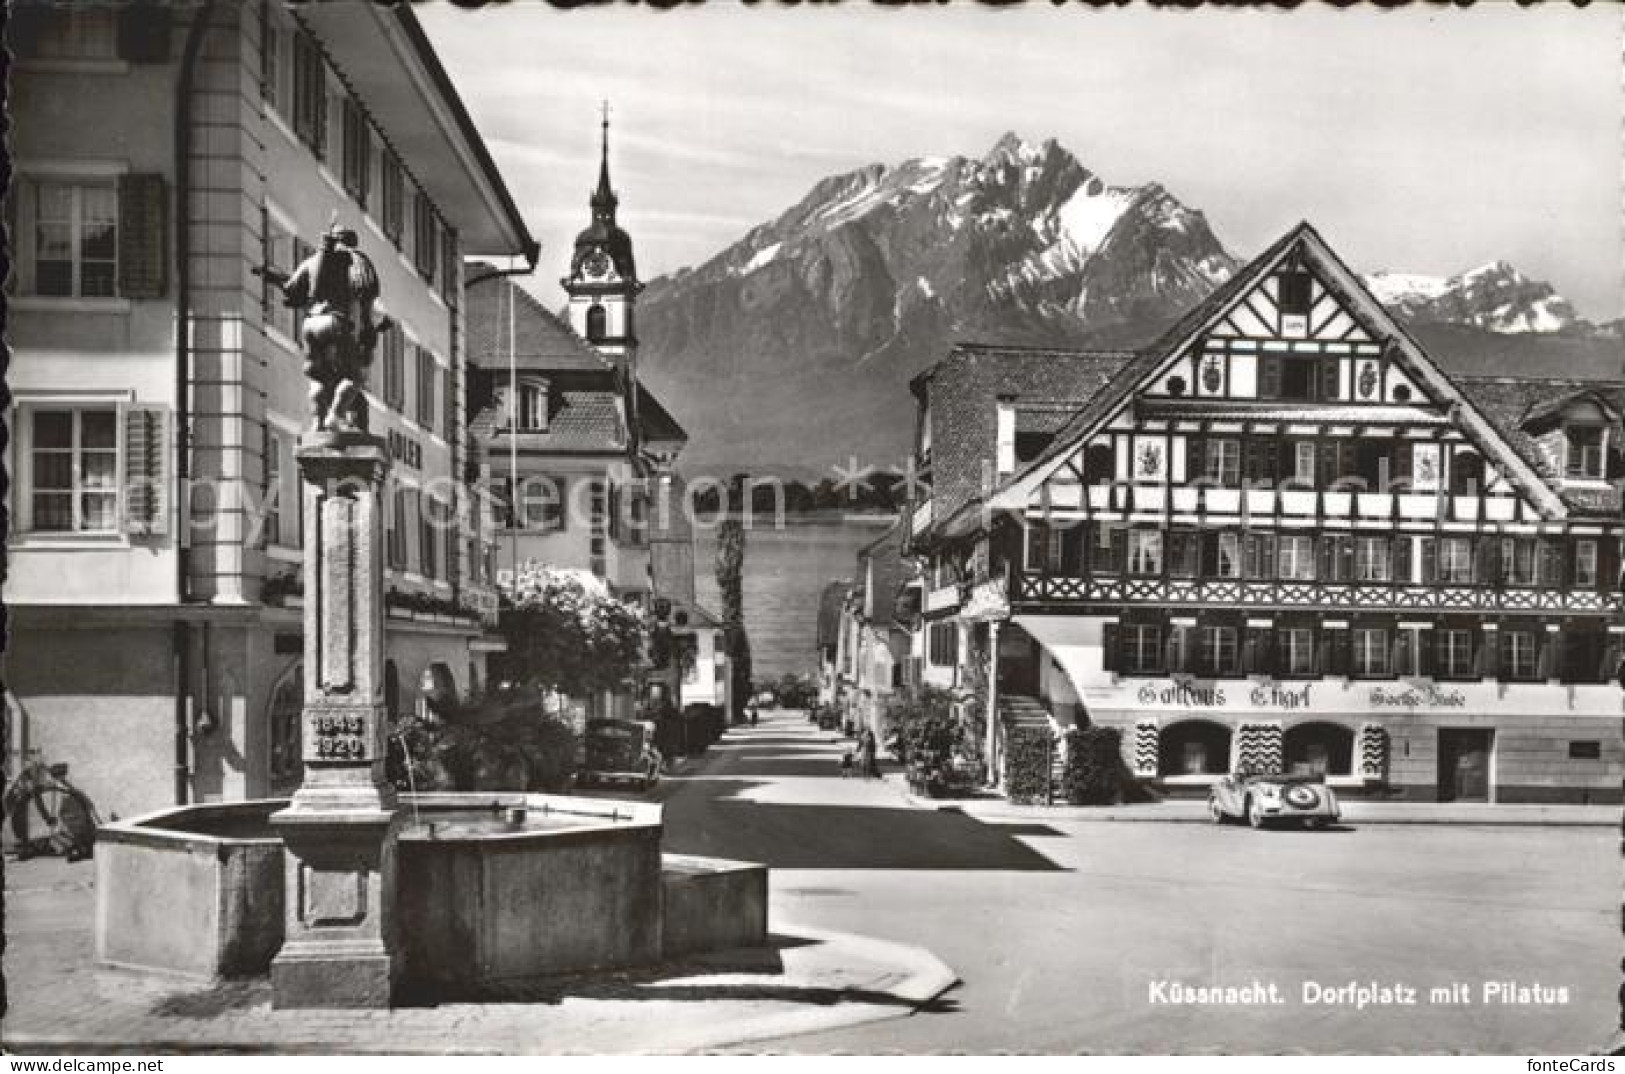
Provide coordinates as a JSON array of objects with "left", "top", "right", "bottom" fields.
[
  {"left": 470, "top": 388, "right": 627, "bottom": 452},
  {"left": 915, "top": 344, "right": 1134, "bottom": 534},
  {"left": 817, "top": 580, "right": 852, "bottom": 648},
  {"left": 466, "top": 272, "right": 610, "bottom": 373},
  {"left": 1453, "top": 375, "right": 1625, "bottom": 515}
]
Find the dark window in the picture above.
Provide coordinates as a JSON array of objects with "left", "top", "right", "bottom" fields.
[
  {"left": 1566, "top": 427, "right": 1605, "bottom": 479},
  {"left": 928, "top": 623, "right": 957, "bottom": 667},
  {"left": 380, "top": 151, "right": 404, "bottom": 245},
  {"left": 1569, "top": 741, "right": 1602, "bottom": 760},
  {"left": 1083, "top": 443, "right": 1115, "bottom": 483},
  {"left": 1015, "top": 431, "right": 1052, "bottom": 465},
  {"left": 586, "top": 303, "right": 608, "bottom": 342},
  {"left": 413, "top": 193, "right": 438, "bottom": 282},
  {"left": 1280, "top": 357, "right": 1317, "bottom": 401},
  {"left": 1278, "top": 271, "right": 1312, "bottom": 316},
  {"left": 1450, "top": 450, "right": 1484, "bottom": 496}
]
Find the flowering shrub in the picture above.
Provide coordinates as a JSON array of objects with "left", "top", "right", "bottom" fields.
[{"left": 499, "top": 563, "right": 649, "bottom": 696}]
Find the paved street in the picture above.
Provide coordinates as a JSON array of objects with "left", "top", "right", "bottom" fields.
[{"left": 656, "top": 709, "right": 1618, "bottom": 1054}]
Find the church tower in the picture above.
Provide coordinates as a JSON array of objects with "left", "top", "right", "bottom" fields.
[{"left": 563, "top": 107, "right": 641, "bottom": 370}]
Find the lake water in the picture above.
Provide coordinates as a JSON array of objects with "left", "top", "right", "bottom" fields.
[{"left": 693, "top": 513, "right": 896, "bottom": 680}]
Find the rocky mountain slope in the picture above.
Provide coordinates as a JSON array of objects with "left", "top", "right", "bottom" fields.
[{"left": 635, "top": 133, "right": 1618, "bottom": 476}]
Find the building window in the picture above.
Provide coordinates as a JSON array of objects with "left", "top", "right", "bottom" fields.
[
  {"left": 1451, "top": 450, "right": 1485, "bottom": 496},
  {"left": 1574, "top": 539, "right": 1599, "bottom": 588},
  {"left": 291, "top": 31, "right": 327, "bottom": 158},
  {"left": 1127, "top": 530, "right": 1163, "bottom": 576},
  {"left": 1502, "top": 631, "right": 1538, "bottom": 680},
  {"left": 516, "top": 380, "right": 549, "bottom": 432},
  {"left": 1280, "top": 628, "right": 1316, "bottom": 676},
  {"left": 928, "top": 623, "right": 957, "bottom": 668},
  {"left": 262, "top": 427, "right": 282, "bottom": 547},
  {"left": 1277, "top": 536, "right": 1316, "bottom": 581},
  {"left": 1501, "top": 538, "right": 1537, "bottom": 586},
  {"left": 1565, "top": 427, "right": 1606, "bottom": 479},
  {"left": 419, "top": 492, "right": 439, "bottom": 580},
  {"left": 387, "top": 485, "right": 407, "bottom": 570},
  {"left": 1202, "top": 439, "right": 1240, "bottom": 487},
  {"left": 1292, "top": 442, "right": 1317, "bottom": 486},
  {"left": 32, "top": 180, "right": 117, "bottom": 298},
  {"left": 1124, "top": 625, "right": 1163, "bottom": 674},
  {"left": 588, "top": 480, "right": 608, "bottom": 577},
  {"left": 1436, "top": 537, "right": 1474, "bottom": 584},
  {"left": 511, "top": 476, "right": 565, "bottom": 532},
  {"left": 31, "top": 8, "right": 117, "bottom": 59},
  {"left": 1352, "top": 628, "right": 1391, "bottom": 677},
  {"left": 1199, "top": 626, "right": 1239, "bottom": 676},
  {"left": 28, "top": 408, "right": 118, "bottom": 533},
  {"left": 1569, "top": 741, "right": 1602, "bottom": 760},
  {"left": 341, "top": 98, "right": 371, "bottom": 207},
  {"left": 380, "top": 150, "right": 405, "bottom": 245},
  {"left": 1435, "top": 629, "right": 1475, "bottom": 679},
  {"left": 586, "top": 303, "right": 608, "bottom": 343},
  {"left": 258, "top": 2, "right": 282, "bottom": 109},
  {"left": 1277, "top": 270, "right": 1312, "bottom": 316},
  {"left": 1354, "top": 537, "right": 1391, "bottom": 583},
  {"left": 1213, "top": 533, "right": 1242, "bottom": 579}
]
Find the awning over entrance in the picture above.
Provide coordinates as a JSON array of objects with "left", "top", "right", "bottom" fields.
[{"left": 1012, "top": 614, "right": 1102, "bottom": 724}]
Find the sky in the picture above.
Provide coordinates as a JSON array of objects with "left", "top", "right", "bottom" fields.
[{"left": 419, "top": 3, "right": 1622, "bottom": 320}]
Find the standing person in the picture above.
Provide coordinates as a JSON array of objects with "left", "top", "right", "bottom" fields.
[{"left": 859, "top": 728, "right": 878, "bottom": 780}]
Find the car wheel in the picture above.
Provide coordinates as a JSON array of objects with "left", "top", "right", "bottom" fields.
[
  {"left": 1247, "top": 797, "right": 1267, "bottom": 829},
  {"left": 1208, "top": 796, "right": 1227, "bottom": 824}
]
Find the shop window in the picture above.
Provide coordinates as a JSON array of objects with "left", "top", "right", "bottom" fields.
[
  {"left": 1158, "top": 721, "right": 1232, "bottom": 777},
  {"left": 1284, "top": 722, "right": 1353, "bottom": 778}
]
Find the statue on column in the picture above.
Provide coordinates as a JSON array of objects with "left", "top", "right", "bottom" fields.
[{"left": 258, "top": 224, "right": 393, "bottom": 433}]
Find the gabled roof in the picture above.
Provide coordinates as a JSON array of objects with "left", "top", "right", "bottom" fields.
[
  {"left": 915, "top": 344, "right": 1134, "bottom": 537},
  {"left": 466, "top": 272, "right": 611, "bottom": 373},
  {"left": 637, "top": 385, "right": 688, "bottom": 446},
  {"left": 982, "top": 221, "right": 1574, "bottom": 524}
]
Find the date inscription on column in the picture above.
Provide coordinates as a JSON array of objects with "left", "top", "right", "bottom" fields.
[{"left": 306, "top": 711, "right": 372, "bottom": 762}]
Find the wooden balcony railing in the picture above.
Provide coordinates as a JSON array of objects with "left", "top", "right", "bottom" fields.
[{"left": 1011, "top": 573, "right": 1624, "bottom": 615}]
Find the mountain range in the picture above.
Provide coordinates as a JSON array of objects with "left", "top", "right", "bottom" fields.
[{"left": 634, "top": 134, "right": 1622, "bottom": 478}]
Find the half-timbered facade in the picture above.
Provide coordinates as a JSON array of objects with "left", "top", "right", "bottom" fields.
[{"left": 910, "top": 222, "right": 1624, "bottom": 804}]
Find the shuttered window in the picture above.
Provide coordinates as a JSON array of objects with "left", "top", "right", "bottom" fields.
[
  {"left": 262, "top": 426, "right": 282, "bottom": 548},
  {"left": 380, "top": 151, "right": 405, "bottom": 245},
  {"left": 413, "top": 193, "right": 439, "bottom": 282},
  {"left": 27, "top": 179, "right": 119, "bottom": 298},
  {"left": 416, "top": 347, "right": 437, "bottom": 430},
  {"left": 258, "top": 1, "right": 282, "bottom": 108},
  {"left": 381, "top": 331, "right": 405, "bottom": 411},
  {"left": 341, "top": 99, "right": 372, "bottom": 207},
  {"left": 291, "top": 31, "right": 328, "bottom": 159},
  {"left": 23, "top": 405, "right": 167, "bottom": 535}
]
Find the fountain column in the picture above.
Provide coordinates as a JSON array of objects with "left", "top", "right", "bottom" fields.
[{"left": 270, "top": 431, "right": 400, "bottom": 1009}]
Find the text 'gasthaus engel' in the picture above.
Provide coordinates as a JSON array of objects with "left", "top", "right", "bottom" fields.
[{"left": 1147, "top": 980, "right": 1570, "bottom": 1008}]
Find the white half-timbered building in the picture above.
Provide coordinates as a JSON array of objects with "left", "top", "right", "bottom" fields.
[{"left": 909, "top": 222, "right": 1624, "bottom": 804}]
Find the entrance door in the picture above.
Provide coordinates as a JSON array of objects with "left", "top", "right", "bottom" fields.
[{"left": 1437, "top": 729, "right": 1494, "bottom": 802}]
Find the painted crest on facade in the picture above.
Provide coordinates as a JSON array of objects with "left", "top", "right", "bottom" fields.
[
  {"left": 1357, "top": 361, "right": 1379, "bottom": 400},
  {"left": 1200, "top": 354, "right": 1223, "bottom": 394},
  {"left": 1136, "top": 440, "right": 1165, "bottom": 479}
]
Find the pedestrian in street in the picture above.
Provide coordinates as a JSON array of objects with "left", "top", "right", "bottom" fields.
[{"left": 859, "top": 728, "right": 877, "bottom": 780}]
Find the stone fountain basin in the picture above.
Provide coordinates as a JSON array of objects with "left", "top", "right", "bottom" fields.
[{"left": 95, "top": 793, "right": 761, "bottom": 988}]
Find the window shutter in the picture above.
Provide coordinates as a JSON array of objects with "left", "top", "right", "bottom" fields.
[
  {"left": 1536, "top": 631, "right": 1558, "bottom": 681},
  {"left": 118, "top": 173, "right": 168, "bottom": 299},
  {"left": 1321, "top": 629, "right": 1349, "bottom": 676},
  {"left": 1339, "top": 536, "right": 1356, "bottom": 582},
  {"left": 1389, "top": 630, "right": 1409, "bottom": 676},
  {"left": 1317, "top": 441, "right": 1339, "bottom": 489},
  {"left": 1187, "top": 436, "right": 1205, "bottom": 484},
  {"left": 117, "top": 2, "right": 170, "bottom": 63},
  {"left": 1164, "top": 626, "right": 1184, "bottom": 674},
  {"left": 122, "top": 404, "right": 170, "bottom": 537},
  {"left": 1109, "top": 526, "right": 1127, "bottom": 574},
  {"left": 1419, "top": 537, "right": 1437, "bottom": 585},
  {"left": 1416, "top": 629, "right": 1435, "bottom": 678},
  {"left": 1101, "top": 623, "right": 1118, "bottom": 673},
  {"left": 1601, "top": 634, "right": 1623, "bottom": 685},
  {"left": 1318, "top": 358, "right": 1339, "bottom": 402},
  {"left": 1599, "top": 535, "right": 1620, "bottom": 594},
  {"left": 1260, "top": 355, "right": 1282, "bottom": 399}
]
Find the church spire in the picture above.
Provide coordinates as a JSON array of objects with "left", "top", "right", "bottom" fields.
[{"left": 592, "top": 101, "right": 617, "bottom": 219}]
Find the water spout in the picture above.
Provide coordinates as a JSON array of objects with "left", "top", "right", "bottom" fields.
[{"left": 395, "top": 732, "right": 421, "bottom": 828}]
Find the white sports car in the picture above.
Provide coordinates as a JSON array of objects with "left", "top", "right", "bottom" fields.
[{"left": 1209, "top": 773, "right": 1341, "bottom": 829}]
